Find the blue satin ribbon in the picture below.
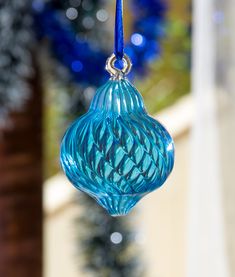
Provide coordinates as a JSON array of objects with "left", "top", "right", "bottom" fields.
[{"left": 114, "top": 0, "right": 124, "bottom": 60}]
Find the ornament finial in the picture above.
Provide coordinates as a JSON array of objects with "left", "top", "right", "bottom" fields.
[{"left": 105, "top": 53, "right": 132, "bottom": 79}]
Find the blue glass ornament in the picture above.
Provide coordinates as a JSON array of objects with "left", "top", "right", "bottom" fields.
[{"left": 60, "top": 54, "right": 174, "bottom": 216}]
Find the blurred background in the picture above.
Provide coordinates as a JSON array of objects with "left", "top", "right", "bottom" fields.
[{"left": 0, "top": 0, "right": 234, "bottom": 277}]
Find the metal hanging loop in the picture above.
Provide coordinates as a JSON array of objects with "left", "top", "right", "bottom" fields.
[{"left": 105, "top": 53, "right": 132, "bottom": 79}]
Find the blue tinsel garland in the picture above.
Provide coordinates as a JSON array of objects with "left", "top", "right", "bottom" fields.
[{"left": 33, "top": 0, "right": 167, "bottom": 87}]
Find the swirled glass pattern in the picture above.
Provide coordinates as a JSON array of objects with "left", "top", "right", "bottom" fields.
[{"left": 60, "top": 79, "right": 174, "bottom": 216}]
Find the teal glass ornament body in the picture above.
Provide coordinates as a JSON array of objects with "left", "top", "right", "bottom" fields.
[{"left": 60, "top": 77, "right": 174, "bottom": 216}]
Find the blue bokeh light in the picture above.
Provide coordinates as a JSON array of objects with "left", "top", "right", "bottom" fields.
[
  {"left": 131, "top": 33, "right": 145, "bottom": 46},
  {"left": 71, "top": 60, "right": 83, "bottom": 72}
]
